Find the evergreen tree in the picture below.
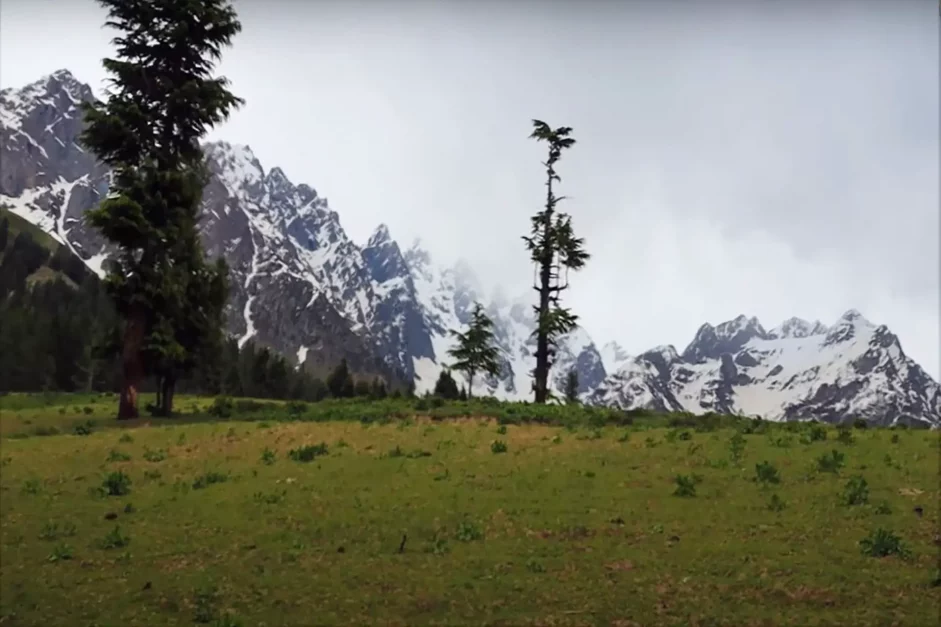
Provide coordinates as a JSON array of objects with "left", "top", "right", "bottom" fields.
[
  {"left": 447, "top": 302, "right": 501, "bottom": 399},
  {"left": 459, "top": 386, "right": 468, "bottom": 401},
  {"left": 434, "top": 369, "right": 460, "bottom": 400},
  {"left": 523, "top": 120, "right": 590, "bottom": 404},
  {"left": 369, "top": 377, "right": 388, "bottom": 399},
  {"left": 564, "top": 368, "right": 579, "bottom": 404},
  {"left": 353, "top": 379, "right": 371, "bottom": 398},
  {"left": 80, "top": 0, "right": 243, "bottom": 419},
  {"left": 0, "top": 217, "right": 8, "bottom": 252},
  {"left": 327, "top": 359, "right": 354, "bottom": 399}
]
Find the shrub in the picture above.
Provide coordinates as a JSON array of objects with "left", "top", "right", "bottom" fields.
[
  {"left": 842, "top": 475, "right": 869, "bottom": 505},
  {"left": 207, "top": 396, "right": 234, "bottom": 419},
  {"left": 836, "top": 427, "right": 855, "bottom": 445},
  {"left": 754, "top": 461, "right": 781, "bottom": 485},
  {"left": 859, "top": 528, "right": 911, "bottom": 559},
  {"left": 728, "top": 433, "right": 746, "bottom": 465},
  {"left": 286, "top": 400, "right": 308, "bottom": 416},
  {"left": 673, "top": 474, "right": 698, "bottom": 497},
  {"left": 816, "top": 450, "right": 846, "bottom": 473},
  {"left": 852, "top": 418, "right": 868, "bottom": 429},
  {"left": 496, "top": 424, "right": 507, "bottom": 435},
  {"left": 107, "top": 449, "right": 131, "bottom": 462},
  {"left": 47, "top": 543, "right": 74, "bottom": 562},
  {"left": 192, "top": 472, "right": 229, "bottom": 490},
  {"left": 807, "top": 424, "right": 827, "bottom": 442},
  {"left": 97, "top": 525, "right": 130, "bottom": 550},
  {"left": 768, "top": 494, "right": 786, "bottom": 512},
  {"left": 118, "top": 433, "right": 134, "bottom": 443},
  {"left": 455, "top": 519, "right": 483, "bottom": 542},
  {"left": 73, "top": 421, "right": 94, "bottom": 436},
  {"left": 490, "top": 440, "right": 508, "bottom": 454},
  {"left": 289, "top": 443, "right": 328, "bottom": 462},
  {"left": 874, "top": 501, "right": 892, "bottom": 515},
  {"left": 39, "top": 521, "right": 77, "bottom": 540},
  {"left": 102, "top": 472, "right": 131, "bottom": 496},
  {"left": 260, "top": 448, "right": 276, "bottom": 465},
  {"left": 143, "top": 448, "right": 167, "bottom": 462},
  {"left": 82, "top": 406, "right": 94, "bottom": 415}
]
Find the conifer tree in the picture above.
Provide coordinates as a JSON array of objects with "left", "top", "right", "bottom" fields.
[
  {"left": 447, "top": 303, "right": 501, "bottom": 399},
  {"left": 564, "top": 368, "right": 579, "bottom": 404},
  {"left": 327, "top": 359, "right": 354, "bottom": 399},
  {"left": 80, "top": 0, "right": 243, "bottom": 419},
  {"left": 433, "top": 369, "right": 460, "bottom": 400},
  {"left": 523, "top": 120, "right": 590, "bottom": 404}
]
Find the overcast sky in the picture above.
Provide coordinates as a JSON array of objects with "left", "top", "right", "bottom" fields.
[{"left": 2, "top": 0, "right": 938, "bottom": 377}]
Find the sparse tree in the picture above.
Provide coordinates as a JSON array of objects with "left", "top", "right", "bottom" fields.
[
  {"left": 523, "top": 119, "right": 590, "bottom": 404},
  {"left": 447, "top": 303, "right": 501, "bottom": 399},
  {"left": 564, "top": 369, "right": 579, "bottom": 404},
  {"left": 80, "top": 0, "right": 243, "bottom": 419}
]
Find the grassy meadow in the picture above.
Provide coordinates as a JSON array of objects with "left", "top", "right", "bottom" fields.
[{"left": 0, "top": 393, "right": 939, "bottom": 626}]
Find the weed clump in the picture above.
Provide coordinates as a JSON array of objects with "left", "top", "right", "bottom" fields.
[
  {"left": 107, "top": 449, "right": 131, "bottom": 462},
  {"left": 97, "top": 525, "right": 130, "bottom": 550},
  {"left": 289, "top": 443, "right": 328, "bottom": 462},
  {"left": 260, "top": 448, "right": 276, "bottom": 465},
  {"left": 728, "top": 433, "right": 746, "bottom": 465},
  {"left": 754, "top": 461, "right": 781, "bottom": 485},
  {"left": 673, "top": 474, "right": 699, "bottom": 497},
  {"left": 455, "top": 519, "right": 483, "bottom": 542},
  {"left": 490, "top": 440, "right": 508, "bottom": 454},
  {"left": 816, "top": 450, "right": 846, "bottom": 473},
  {"left": 842, "top": 476, "right": 869, "bottom": 505},
  {"left": 102, "top": 472, "right": 131, "bottom": 496},
  {"left": 768, "top": 494, "right": 786, "bottom": 512},
  {"left": 859, "top": 528, "right": 910, "bottom": 559},
  {"left": 192, "top": 472, "right": 229, "bottom": 490}
]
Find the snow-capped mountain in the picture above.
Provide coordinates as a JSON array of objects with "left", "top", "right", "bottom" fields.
[
  {"left": 0, "top": 69, "right": 605, "bottom": 397},
  {"left": 2, "top": 69, "right": 938, "bottom": 426},
  {"left": 590, "top": 312, "right": 941, "bottom": 427}
]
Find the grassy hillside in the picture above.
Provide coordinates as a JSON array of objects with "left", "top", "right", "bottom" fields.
[
  {"left": 0, "top": 206, "right": 60, "bottom": 253},
  {"left": 1, "top": 394, "right": 938, "bottom": 625}
]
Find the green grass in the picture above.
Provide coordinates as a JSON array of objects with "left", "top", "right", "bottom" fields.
[{"left": 0, "top": 394, "right": 938, "bottom": 625}]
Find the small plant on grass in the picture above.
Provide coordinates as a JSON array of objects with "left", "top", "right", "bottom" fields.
[
  {"left": 768, "top": 494, "right": 786, "bottom": 512},
  {"left": 73, "top": 421, "right": 94, "bottom": 436},
  {"left": 890, "top": 433, "right": 900, "bottom": 444},
  {"left": 47, "top": 543, "right": 74, "bottom": 562},
  {"left": 387, "top": 445, "right": 404, "bottom": 458},
  {"left": 260, "top": 448, "right": 276, "bottom": 465},
  {"left": 192, "top": 472, "right": 229, "bottom": 490},
  {"left": 107, "top": 449, "right": 131, "bottom": 462},
  {"left": 496, "top": 424, "right": 507, "bottom": 435},
  {"left": 207, "top": 396, "right": 234, "bottom": 419},
  {"left": 616, "top": 431, "right": 630, "bottom": 443},
  {"left": 21, "top": 479, "right": 41, "bottom": 495},
  {"left": 143, "top": 448, "right": 167, "bottom": 463},
  {"left": 816, "top": 450, "right": 846, "bottom": 473},
  {"left": 144, "top": 469, "right": 162, "bottom": 481},
  {"left": 456, "top": 519, "right": 483, "bottom": 542},
  {"left": 289, "top": 443, "right": 329, "bottom": 462},
  {"left": 754, "top": 461, "right": 781, "bottom": 485},
  {"left": 551, "top": 434, "right": 562, "bottom": 444},
  {"left": 673, "top": 474, "right": 698, "bottom": 497},
  {"left": 39, "top": 521, "right": 77, "bottom": 540},
  {"left": 253, "top": 490, "right": 286, "bottom": 505},
  {"left": 102, "top": 472, "right": 131, "bottom": 496},
  {"left": 118, "top": 433, "right": 134, "bottom": 443},
  {"left": 82, "top": 406, "right": 94, "bottom": 415},
  {"left": 728, "top": 433, "right": 746, "bottom": 466},
  {"left": 836, "top": 427, "right": 855, "bottom": 445},
  {"left": 807, "top": 424, "right": 827, "bottom": 442},
  {"left": 490, "top": 440, "right": 508, "bottom": 454},
  {"left": 859, "top": 528, "right": 911, "bottom": 559},
  {"left": 97, "top": 525, "right": 130, "bottom": 550},
  {"left": 193, "top": 585, "right": 219, "bottom": 624},
  {"left": 874, "top": 501, "right": 892, "bottom": 515},
  {"left": 526, "top": 559, "right": 547, "bottom": 573},
  {"left": 842, "top": 475, "right": 869, "bottom": 505}
]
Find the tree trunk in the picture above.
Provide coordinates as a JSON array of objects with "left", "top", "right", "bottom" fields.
[
  {"left": 468, "top": 370, "right": 475, "bottom": 400},
  {"left": 117, "top": 307, "right": 145, "bottom": 420},
  {"left": 160, "top": 374, "right": 176, "bottom": 417}
]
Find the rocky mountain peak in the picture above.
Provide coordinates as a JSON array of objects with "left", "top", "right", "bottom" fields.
[
  {"left": 367, "top": 223, "right": 393, "bottom": 248},
  {"left": 682, "top": 314, "right": 768, "bottom": 364},
  {"left": 770, "top": 316, "right": 828, "bottom": 339}
]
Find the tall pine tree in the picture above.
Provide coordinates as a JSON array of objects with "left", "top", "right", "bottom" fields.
[
  {"left": 523, "top": 120, "right": 590, "bottom": 404},
  {"left": 447, "top": 302, "right": 501, "bottom": 399},
  {"left": 81, "top": 0, "right": 243, "bottom": 418}
]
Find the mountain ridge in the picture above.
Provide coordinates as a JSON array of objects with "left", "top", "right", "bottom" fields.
[{"left": 2, "top": 68, "right": 938, "bottom": 426}]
